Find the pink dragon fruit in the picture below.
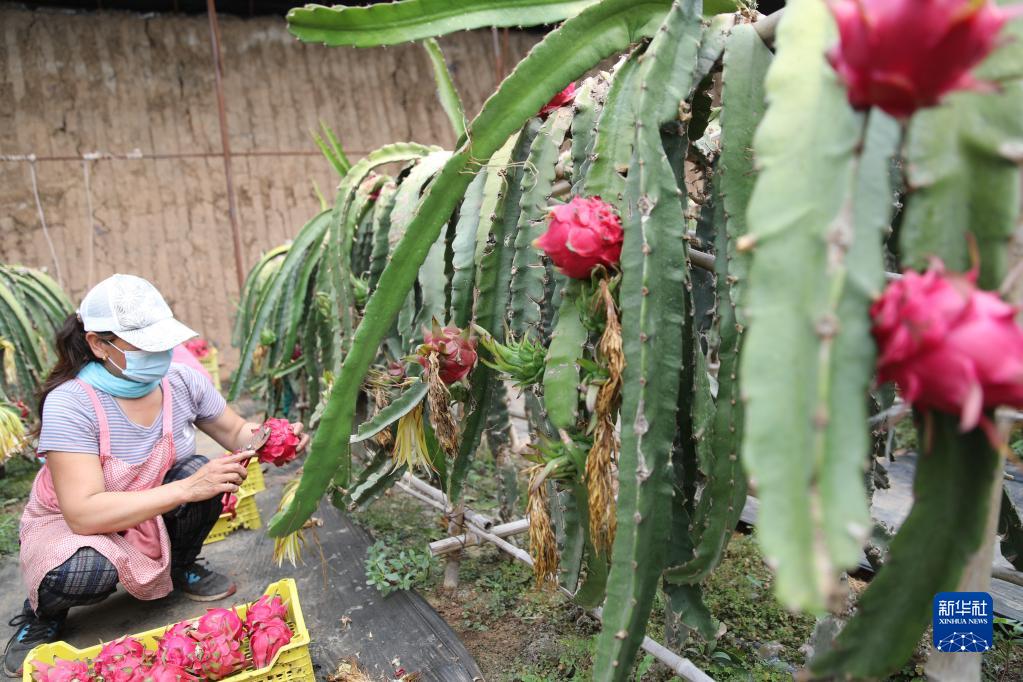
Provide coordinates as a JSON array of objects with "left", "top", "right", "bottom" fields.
[
  {"left": 534, "top": 196, "right": 624, "bottom": 279},
  {"left": 29, "top": 658, "right": 91, "bottom": 682},
  {"left": 192, "top": 632, "right": 246, "bottom": 681},
  {"left": 197, "top": 608, "right": 243, "bottom": 640},
  {"left": 827, "top": 0, "right": 1021, "bottom": 118},
  {"left": 248, "top": 618, "right": 293, "bottom": 669},
  {"left": 539, "top": 82, "right": 577, "bottom": 118},
  {"left": 156, "top": 630, "right": 205, "bottom": 672},
  {"left": 872, "top": 259, "right": 1023, "bottom": 431},
  {"left": 415, "top": 323, "right": 478, "bottom": 385},
  {"left": 163, "top": 622, "right": 194, "bottom": 638},
  {"left": 244, "top": 595, "right": 288, "bottom": 631},
  {"left": 95, "top": 655, "right": 147, "bottom": 682},
  {"left": 140, "top": 663, "right": 197, "bottom": 682},
  {"left": 93, "top": 636, "right": 146, "bottom": 680},
  {"left": 183, "top": 338, "right": 210, "bottom": 359},
  {"left": 255, "top": 418, "right": 300, "bottom": 467}
]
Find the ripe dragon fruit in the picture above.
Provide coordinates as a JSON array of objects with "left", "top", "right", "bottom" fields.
[
  {"left": 872, "top": 259, "right": 1023, "bottom": 431},
  {"left": 139, "top": 663, "right": 197, "bottom": 682},
  {"left": 534, "top": 196, "right": 623, "bottom": 280},
  {"left": 256, "top": 418, "right": 300, "bottom": 467},
  {"left": 95, "top": 655, "right": 147, "bottom": 682},
  {"left": 197, "top": 608, "right": 244, "bottom": 640},
  {"left": 248, "top": 617, "right": 294, "bottom": 669},
  {"left": 93, "top": 636, "right": 146, "bottom": 680},
  {"left": 183, "top": 338, "right": 210, "bottom": 359},
  {"left": 29, "top": 658, "right": 91, "bottom": 682},
  {"left": 244, "top": 594, "right": 288, "bottom": 630},
  {"left": 191, "top": 633, "right": 246, "bottom": 681},
  {"left": 539, "top": 82, "right": 576, "bottom": 118},
  {"left": 827, "top": 0, "right": 1021, "bottom": 118},
  {"left": 415, "top": 323, "right": 478, "bottom": 385},
  {"left": 156, "top": 630, "right": 204, "bottom": 672}
]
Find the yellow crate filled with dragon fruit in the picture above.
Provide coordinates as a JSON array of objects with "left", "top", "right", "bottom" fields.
[
  {"left": 204, "top": 489, "right": 262, "bottom": 545},
  {"left": 24, "top": 578, "right": 314, "bottom": 681}
]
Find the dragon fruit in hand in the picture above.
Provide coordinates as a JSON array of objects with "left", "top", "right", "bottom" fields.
[{"left": 256, "top": 418, "right": 300, "bottom": 467}]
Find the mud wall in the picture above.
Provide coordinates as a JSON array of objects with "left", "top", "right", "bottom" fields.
[{"left": 0, "top": 5, "right": 538, "bottom": 369}]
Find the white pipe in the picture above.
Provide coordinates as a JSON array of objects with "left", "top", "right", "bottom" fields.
[{"left": 393, "top": 477, "right": 715, "bottom": 682}]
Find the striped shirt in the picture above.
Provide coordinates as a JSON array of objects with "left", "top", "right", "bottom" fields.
[{"left": 37, "top": 364, "right": 227, "bottom": 464}]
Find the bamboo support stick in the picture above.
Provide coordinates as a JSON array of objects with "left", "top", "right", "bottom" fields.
[
  {"left": 393, "top": 477, "right": 715, "bottom": 682},
  {"left": 429, "top": 518, "right": 530, "bottom": 557}
]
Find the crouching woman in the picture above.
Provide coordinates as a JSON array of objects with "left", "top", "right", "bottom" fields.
[{"left": 2, "top": 274, "right": 307, "bottom": 677}]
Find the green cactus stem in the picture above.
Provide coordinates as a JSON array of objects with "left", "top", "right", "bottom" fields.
[
  {"left": 594, "top": 1, "right": 702, "bottom": 678},
  {"left": 509, "top": 106, "right": 575, "bottom": 338},
  {"left": 270, "top": 0, "right": 675, "bottom": 538}
]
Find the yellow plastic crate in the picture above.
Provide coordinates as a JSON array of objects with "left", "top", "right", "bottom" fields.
[
  {"left": 239, "top": 458, "right": 266, "bottom": 497},
  {"left": 204, "top": 491, "right": 261, "bottom": 545},
  {"left": 23, "top": 578, "right": 313, "bottom": 682},
  {"left": 200, "top": 347, "right": 221, "bottom": 391}
]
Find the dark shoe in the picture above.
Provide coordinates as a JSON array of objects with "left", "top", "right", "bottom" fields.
[
  {"left": 171, "top": 561, "right": 236, "bottom": 602},
  {"left": 3, "top": 606, "right": 63, "bottom": 678}
]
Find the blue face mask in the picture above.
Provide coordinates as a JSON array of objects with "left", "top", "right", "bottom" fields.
[
  {"left": 103, "top": 340, "right": 173, "bottom": 383},
  {"left": 78, "top": 361, "right": 160, "bottom": 398}
]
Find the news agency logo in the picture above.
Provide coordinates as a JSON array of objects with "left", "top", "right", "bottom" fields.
[{"left": 933, "top": 592, "right": 994, "bottom": 653}]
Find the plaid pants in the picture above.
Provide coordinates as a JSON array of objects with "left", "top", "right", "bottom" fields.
[{"left": 30, "top": 454, "right": 222, "bottom": 619}]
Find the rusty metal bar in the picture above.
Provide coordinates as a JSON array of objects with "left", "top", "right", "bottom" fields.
[{"left": 206, "top": 0, "right": 246, "bottom": 292}]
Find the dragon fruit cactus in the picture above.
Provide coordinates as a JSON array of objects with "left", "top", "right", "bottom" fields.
[
  {"left": 29, "top": 658, "right": 91, "bottom": 682},
  {"left": 827, "top": 0, "right": 1021, "bottom": 118},
  {"left": 244, "top": 594, "right": 289, "bottom": 631},
  {"left": 197, "top": 608, "right": 244, "bottom": 640},
  {"left": 192, "top": 632, "right": 246, "bottom": 681},
  {"left": 415, "top": 323, "right": 478, "bottom": 385},
  {"left": 534, "top": 196, "right": 623, "bottom": 279},
  {"left": 248, "top": 617, "right": 294, "bottom": 669},
  {"left": 256, "top": 418, "right": 300, "bottom": 467}
]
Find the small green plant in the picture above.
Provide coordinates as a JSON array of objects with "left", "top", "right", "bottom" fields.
[
  {"left": 364, "top": 540, "right": 433, "bottom": 596},
  {"left": 0, "top": 513, "right": 18, "bottom": 555}
]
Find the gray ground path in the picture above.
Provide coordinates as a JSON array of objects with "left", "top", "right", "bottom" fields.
[{"left": 0, "top": 432, "right": 483, "bottom": 681}]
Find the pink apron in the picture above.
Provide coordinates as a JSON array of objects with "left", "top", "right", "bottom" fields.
[{"left": 20, "top": 379, "right": 177, "bottom": 611}]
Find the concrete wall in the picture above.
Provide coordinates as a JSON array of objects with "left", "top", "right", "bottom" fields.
[{"left": 0, "top": 5, "right": 538, "bottom": 367}]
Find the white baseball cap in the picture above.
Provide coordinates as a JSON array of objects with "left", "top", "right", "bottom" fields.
[{"left": 78, "top": 274, "right": 198, "bottom": 352}]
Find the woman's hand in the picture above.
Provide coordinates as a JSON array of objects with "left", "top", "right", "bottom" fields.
[
  {"left": 177, "top": 451, "right": 250, "bottom": 503},
  {"left": 291, "top": 422, "right": 310, "bottom": 454}
]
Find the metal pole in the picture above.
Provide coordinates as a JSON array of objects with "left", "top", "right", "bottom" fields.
[{"left": 206, "top": 0, "right": 246, "bottom": 292}]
